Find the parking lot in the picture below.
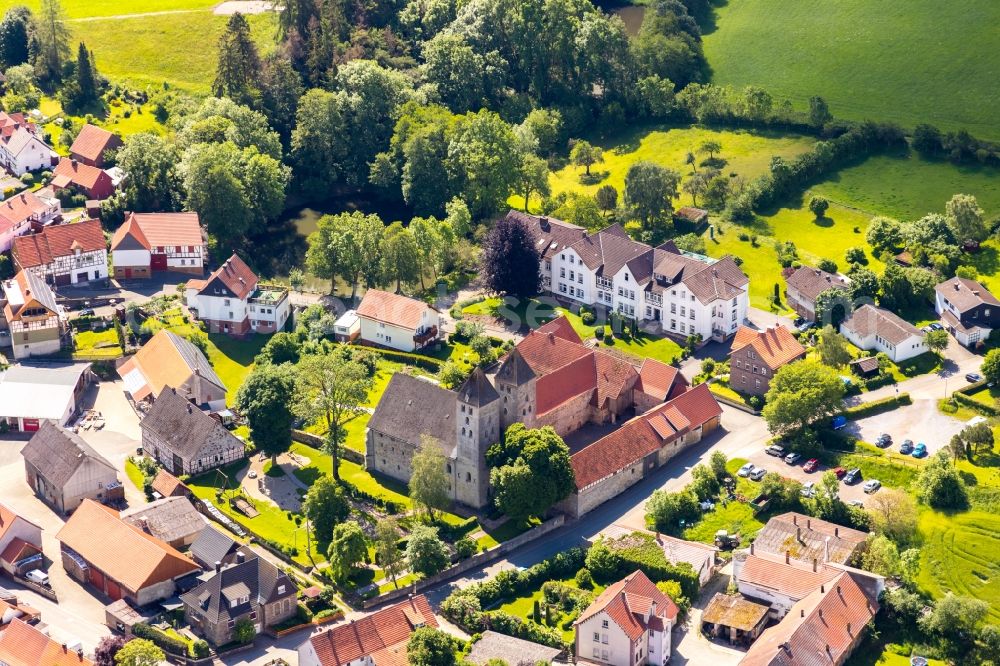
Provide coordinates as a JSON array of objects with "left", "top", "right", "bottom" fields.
[
  {"left": 846, "top": 398, "right": 970, "bottom": 456},
  {"left": 739, "top": 447, "right": 874, "bottom": 507}
]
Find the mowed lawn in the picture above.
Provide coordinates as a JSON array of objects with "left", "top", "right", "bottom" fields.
[
  {"left": 5, "top": 0, "right": 218, "bottom": 19},
  {"left": 708, "top": 202, "right": 879, "bottom": 309},
  {"left": 545, "top": 125, "right": 815, "bottom": 204},
  {"left": 703, "top": 0, "right": 1000, "bottom": 139},
  {"left": 917, "top": 510, "right": 1000, "bottom": 622}
]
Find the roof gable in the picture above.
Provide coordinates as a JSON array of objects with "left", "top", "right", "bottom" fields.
[
  {"left": 140, "top": 388, "right": 243, "bottom": 461},
  {"left": 12, "top": 219, "right": 105, "bottom": 268},
  {"left": 368, "top": 374, "right": 457, "bottom": 450},
  {"left": 730, "top": 326, "right": 806, "bottom": 369},
  {"left": 21, "top": 421, "right": 116, "bottom": 488},
  {"left": 357, "top": 289, "right": 436, "bottom": 330},
  {"left": 195, "top": 253, "right": 258, "bottom": 300},
  {"left": 69, "top": 124, "right": 121, "bottom": 163}
]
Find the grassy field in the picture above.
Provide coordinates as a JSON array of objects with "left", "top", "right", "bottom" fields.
[
  {"left": 72, "top": 328, "right": 122, "bottom": 359},
  {"left": 544, "top": 125, "right": 815, "bottom": 208},
  {"left": 0, "top": 1, "right": 280, "bottom": 91},
  {"left": 917, "top": 510, "right": 1000, "bottom": 622},
  {"left": 703, "top": 0, "right": 1000, "bottom": 139}
]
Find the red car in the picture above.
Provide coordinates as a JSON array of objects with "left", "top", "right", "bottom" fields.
[
  {"left": 803, "top": 458, "right": 819, "bottom": 473},
  {"left": 834, "top": 466, "right": 847, "bottom": 479}
]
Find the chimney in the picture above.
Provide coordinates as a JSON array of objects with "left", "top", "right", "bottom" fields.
[
  {"left": 547, "top": 332, "right": 555, "bottom": 342},
  {"left": 837, "top": 585, "right": 841, "bottom": 595},
  {"left": 192, "top": 367, "right": 202, "bottom": 403},
  {"left": 812, "top": 558, "right": 818, "bottom": 572},
  {"left": 824, "top": 536, "right": 831, "bottom": 563},
  {"left": 796, "top": 526, "right": 801, "bottom": 542},
  {"left": 847, "top": 622, "right": 852, "bottom": 636},
  {"left": 818, "top": 608, "right": 823, "bottom": 620},
  {"left": 139, "top": 517, "right": 150, "bottom": 533},
  {"left": 820, "top": 584, "right": 825, "bottom": 593},
  {"left": 539, "top": 216, "right": 550, "bottom": 232},
  {"left": 807, "top": 518, "right": 811, "bottom": 529},
  {"left": 800, "top": 609, "right": 805, "bottom": 618},
  {"left": 215, "top": 561, "right": 222, "bottom": 573},
  {"left": 187, "top": 404, "right": 193, "bottom": 414},
  {"left": 236, "top": 551, "right": 246, "bottom": 564},
  {"left": 750, "top": 542, "right": 754, "bottom": 555},
  {"left": 71, "top": 158, "right": 78, "bottom": 167},
  {"left": 835, "top": 527, "right": 839, "bottom": 537},
  {"left": 785, "top": 550, "right": 790, "bottom": 564},
  {"left": 792, "top": 515, "right": 797, "bottom": 526}
]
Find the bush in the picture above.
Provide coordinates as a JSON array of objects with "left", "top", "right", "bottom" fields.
[
  {"left": 191, "top": 640, "right": 209, "bottom": 658},
  {"left": 843, "top": 393, "right": 911, "bottom": 418},
  {"left": 594, "top": 326, "right": 604, "bottom": 340},
  {"left": 574, "top": 567, "right": 593, "bottom": 589},
  {"left": 455, "top": 537, "right": 478, "bottom": 559},
  {"left": 130, "top": 623, "right": 188, "bottom": 656},
  {"left": 581, "top": 311, "right": 596, "bottom": 325}
]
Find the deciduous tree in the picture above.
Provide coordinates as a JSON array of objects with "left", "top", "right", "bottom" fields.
[
  {"left": 762, "top": 361, "right": 845, "bottom": 437},
  {"left": 945, "top": 193, "right": 987, "bottom": 244},
  {"left": 624, "top": 161, "right": 680, "bottom": 230},
  {"left": 570, "top": 140, "right": 603, "bottom": 176},
  {"left": 406, "top": 524, "right": 449, "bottom": 576},
  {"left": 407, "top": 627, "right": 457, "bottom": 666},
  {"left": 480, "top": 213, "right": 541, "bottom": 298},
  {"left": 114, "top": 639, "right": 164, "bottom": 666},
  {"left": 487, "top": 424, "right": 575, "bottom": 522},
  {"left": 816, "top": 325, "right": 852, "bottom": 368},
  {"left": 94, "top": 636, "right": 127, "bottom": 666},
  {"left": 809, "top": 196, "right": 829, "bottom": 220},
  {"left": 374, "top": 517, "right": 405, "bottom": 589},
  {"left": 916, "top": 450, "right": 968, "bottom": 509},
  {"left": 380, "top": 222, "right": 421, "bottom": 292},
  {"left": 235, "top": 363, "right": 297, "bottom": 465},
  {"left": 302, "top": 476, "right": 350, "bottom": 547},
  {"left": 327, "top": 521, "right": 368, "bottom": 583},
  {"left": 595, "top": 184, "right": 618, "bottom": 218},
  {"left": 410, "top": 435, "right": 451, "bottom": 519},
  {"left": 867, "top": 487, "right": 918, "bottom": 546}
]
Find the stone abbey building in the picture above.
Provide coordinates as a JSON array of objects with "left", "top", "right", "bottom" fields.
[{"left": 365, "top": 316, "right": 696, "bottom": 510}]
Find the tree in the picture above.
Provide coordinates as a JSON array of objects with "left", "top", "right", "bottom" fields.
[
  {"left": 446, "top": 109, "right": 523, "bottom": 217},
  {"left": 517, "top": 153, "right": 550, "bottom": 210},
  {"left": 235, "top": 363, "right": 296, "bottom": 465},
  {"left": 814, "top": 287, "right": 852, "bottom": 328},
  {"left": 233, "top": 617, "right": 256, "bottom": 645},
  {"left": 916, "top": 450, "right": 968, "bottom": 510},
  {"left": 34, "top": 0, "right": 69, "bottom": 82},
  {"left": 71, "top": 42, "right": 99, "bottom": 108},
  {"left": 709, "top": 451, "right": 728, "bottom": 480},
  {"left": 290, "top": 89, "right": 347, "bottom": 198},
  {"left": 570, "top": 140, "right": 603, "bottom": 176},
  {"left": 624, "top": 161, "right": 681, "bottom": 229},
  {"left": 406, "top": 524, "right": 450, "bottom": 576},
  {"left": 115, "top": 133, "right": 182, "bottom": 212},
  {"left": 94, "top": 636, "right": 128, "bottom": 666},
  {"left": 295, "top": 349, "right": 372, "bottom": 480},
  {"left": 114, "top": 639, "right": 164, "bottom": 666},
  {"left": 488, "top": 424, "right": 575, "bottom": 522},
  {"left": 0, "top": 7, "right": 34, "bottom": 68},
  {"left": 334, "top": 212, "right": 384, "bottom": 298},
  {"left": 809, "top": 196, "right": 829, "bottom": 220},
  {"left": 699, "top": 140, "right": 721, "bottom": 160},
  {"left": 953, "top": 420, "right": 994, "bottom": 460},
  {"left": 407, "top": 627, "right": 457, "bottom": 666},
  {"left": 480, "top": 213, "right": 541, "bottom": 298},
  {"left": 595, "top": 184, "right": 618, "bottom": 218},
  {"left": 380, "top": 222, "right": 421, "bottom": 292},
  {"left": 684, "top": 151, "right": 697, "bottom": 173},
  {"left": 919, "top": 594, "right": 989, "bottom": 643},
  {"left": 860, "top": 534, "right": 900, "bottom": 578},
  {"left": 808, "top": 96, "right": 832, "bottom": 127},
  {"left": 866, "top": 216, "right": 903, "bottom": 254},
  {"left": 374, "top": 517, "right": 405, "bottom": 589},
  {"left": 327, "top": 521, "right": 368, "bottom": 583},
  {"left": 762, "top": 361, "right": 846, "bottom": 437},
  {"left": 867, "top": 488, "right": 918, "bottom": 546},
  {"left": 302, "top": 476, "right": 350, "bottom": 547},
  {"left": 213, "top": 12, "right": 262, "bottom": 107},
  {"left": 682, "top": 171, "right": 710, "bottom": 206},
  {"left": 410, "top": 435, "right": 451, "bottom": 519},
  {"left": 259, "top": 54, "right": 303, "bottom": 143},
  {"left": 925, "top": 328, "right": 949, "bottom": 354},
  {"left": 646, "top": 490, "right": 699, "bottom": 532},
  {"left": 945, "top": 193, "right": 987, "bottom": 243},
  {"left": 518, "top": 108, "right": 563, "bottom": 157},
  {"left": 817, "top": 258, "right": 838, "bottom": 274},
  {"left": 847, "top": 267, "right": 880, "bottom": 302},
  {"left": 815, "top": 325, "right": 852, "bottom": 368},
  {"left": 689, "top": 464, "right": 719, "bottom": 501},
  {"left": 982, "top": 348, "right": 1000, "bottom": 384}
]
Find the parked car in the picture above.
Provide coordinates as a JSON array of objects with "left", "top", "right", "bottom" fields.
[
  {"left": 793, "top": 316, "right": 805, "bottom": 327},
  {"left": 801, "top": 481, "right": 816, "bottom": 498},
  {"left": 912, "top": 442, "right": 928, "bottom": 458},
  {"left": 848, "top": 499, "right": 865, "bottom": 508},
  {"left": 831, "top": 415, "right": 848, "bottom": 430},
  {"left": 78, "top": 308, "right": 95, "bottom": 317},
  {"left": 803, "top": 458, "right": 819, "bottom": 473},
  {"left": 966, "top": 373, "right": 983, "bottom": 383},
  {"left": 864, "top": 479, "right": 882, "bottom": 494},
  {"left": 25, "top": 569, "right": 49, "bottom": 586},
  {"left": 765, "top": 445, "right": 785, "bottom": 457},
  {"left": 784, "top": 452, "right": 802, "bottom": 465},
  {"left": 749, "top": 467, "right": 768, "bottom": 481},
  {"left": 899, "top": 440, "right": 914, "bottom": 455},
  {"left": 248, "top": 470, "right": 258, "bottom": 479},
  {"left": 876, "top": 433, "right": 892, "bottom": 447},
  {"left": 797, "top": 321, "right": 815, "bottom": 333},
  {"left": 834, "top": 466, "right": 847, "bottom": 479},
  {"left": 737, "top": 462, "right": 756, "bottom": 478},
  {"left": 929, "top": 322, "right": 944, "bottom": 331},
  {"left": 844, "top": 468, "right": 862, "bottom": 484}
]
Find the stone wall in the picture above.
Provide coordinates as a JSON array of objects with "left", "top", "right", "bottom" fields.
[
  {"left": 534, "top": 390, "right": 592, "bottom": 437},
  {"left": 565, "top": 457, "right": 648, "bottom": 518}
]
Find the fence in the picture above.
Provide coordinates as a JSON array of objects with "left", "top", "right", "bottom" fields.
[
  {"left": 362, "top": 515, "right": 565, "bottom": 609},
  {"left": 266, "top": 610, "right": 343, "bottom": 639},
  {"left": 2, "top": 573, "right": 57, "bottom": 602},
  {"left": 709, "top": 389, "right": 759, "bottom": 415}
]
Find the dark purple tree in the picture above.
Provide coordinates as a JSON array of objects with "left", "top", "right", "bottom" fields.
[
  {"left": 480, "top": 214, "right": 541, "bottom": 299},
  {"left": 94, "top": 635, "right": 128, "bottom": 666}
]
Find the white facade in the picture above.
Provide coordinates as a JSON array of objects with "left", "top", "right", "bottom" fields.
[
  {"left": 576, "top": 608, "right": 671, "bottom": 666},
  {"left": 359, "top": 308, "right": 441, "bottom": 352},
  {"left": 112, "top": 248, "right": 151, "bottom": 270},
  {"left": 0, "top": 196, "right": 61, "bottom": 254},
  {"left": 26, "top": 248, "right": 109, "bottom": 286},
  {"left": 840, "top": 325, "right": 926, "bottom": 363},
  {"left": 544, "top": 248, "right": 748, "bottom": 342},
  {"left": 0, "top": 130, "right": 54, "bottom": 176},
  {"left": 186, "top": 286, "right": 290, "bottom": 334}
]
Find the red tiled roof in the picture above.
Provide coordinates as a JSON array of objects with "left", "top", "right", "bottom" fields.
[
  {"left": 55, "top": 499, "right": 198, "bottom": 593},
  {"left": 575, "top": 570, "right": 678, "bottom": 642},
  {"left": 0, "top": 537, "right": 40, "bottom": 565},
  {"left": 731, "top": 325, "right": 806, "bottom": 370},
  {"left": 150, "top": 468, "right": 190, "bottom": 498},
  {"left": 12, "top": 219, "right": 105, "bottom": 268},
  {"left": 738, "top": 551, "right": 842, "bottom": 600},
  {"left": 197, "top": 253, "right": 258, "bottom": 300},
  {"left": 69, "top": 124, "right": 121, "bottom": 163},
  {"left": 52, "top": 157, "right": 109, "bottom": 190},
  {"left": 740, "top": 572, "right": 878, "bottom": 666},
  {"left": 0, "top": 503, "right": 40, "bottom": 544},
  {"left": 0, "top": 192, "right": 49, "bottom": 233},
  {"left": 536, "top": 314, "right": 583, "bottom": 343},
  {"left": 636, "top": 358, "right": 685, "bottom": 401},
  {"left": 357, "top": 289, "right": 436, "bottom": 330},
  {"left": 571, "top": 383, "right": 721, "bottom": 489},
  {"left": 111, "top": 212, "right": 203, "bottom": 252},
  {"left": 593, "top": 352, "right": 639, "bottom": 408},
  {"left": 0, "top": 619, "right": 93, "bottom": 666},
  {"left": 307, "top": 595, "right": 438, "bottom": 666}
]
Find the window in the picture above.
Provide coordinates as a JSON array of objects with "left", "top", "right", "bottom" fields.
[
  {"left": 228, "top": 619, "right": 235, "bottom": 629},
  {"left": 670, "top": 303, "right": 676, "bottom": 314},
  {"left": 277, "top": 585, "right": 286, "bottom": 595},
  {"left": 223, "top": 299, "right": 230, "bottom": 306},
  {"left": 578, "top": 274, "right": 583, "bottom": 284},
  {"left": 602, "top": 634, "right": 608, "bottom": 644},
  {"left": 560, "top": 267, "right": 566, "bottom": 278},
  {"left": 594, "top": 632, "right": 600, "bottom": 642},
  {"left": 618, "top": 287, "right": 624, "bottom": 297},
  {"left": 559, "top": 283, "right": 568, "bottom": 294},
  {"left": 249, "top": 611, "right": 258, "bottom": 621},
  {"left": 593, "top": 648, "right": 600, "bottom": 658},
  {"left": 624, "top": 273, "right": 629, "bottom": 282},
  {"left": 601, "top": 620, "right": 609, "bottom": 629},
  {"left": 689, "top": 310, "right": 695, "bottom": 320},
  {"left": 569, "top": 270, "right": 575, "bottom": 281}
]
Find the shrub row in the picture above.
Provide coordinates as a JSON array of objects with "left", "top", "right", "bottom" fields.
[
  {"left": 131, "top": 622, "right": 190, "bottom": 656},
  {"left": 361, "top": 345, "right": 444, "bottom": 371},
  {"left": 862, "top": 374, "right": 896, "bottom": 391},
  {"left": 843, "top": 393, "right": 912, "bottom": 419},
  {"left": 951, "top": 392, "right": 1000, "bottom": 416}
]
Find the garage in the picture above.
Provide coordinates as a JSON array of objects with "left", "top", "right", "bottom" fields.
[
  {"left": 151, "top": 254, "right": 167, "bottom": 271},
  {"left": 22, "top": 419, "right": 39, "bottom": 432},
  {"left": 106, "top": 578, "right": 122, "bottom": 601},
  {"left": 55, "top": 273, "right": 71, "bottom": 286},
  {"left": 89, "top": 566, "right": 105, "bottom": 591}
]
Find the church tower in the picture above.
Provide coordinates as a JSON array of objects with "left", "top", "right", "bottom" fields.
[
  {"left": 494, "top": 347, "right": 537, "bottom": 430},
  {"left": 454, "top": 367, "right": 500, "bottom": 508}
]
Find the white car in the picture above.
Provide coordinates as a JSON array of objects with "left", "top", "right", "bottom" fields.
[
  {"left": 25, "top": 569, "right": 49, "bottom": 586},
  {"left": 800, "top": 481, "right": 816, "bottom": 498},
  {"left": 737, "top": 463, "right": 756, "bottom": 478},
  {"left": 749, "top": 467, "right": 767, "bottom": 481},
  {"left": 863, "top": 480, "right": 882, "bottom": 494}
]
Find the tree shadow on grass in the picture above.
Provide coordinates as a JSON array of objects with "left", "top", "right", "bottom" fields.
[
  {"left": 579, "top": 170, "right": 610, "bottom": 185},
  {"left": 812, "top": 215, "right": 834, "bottom": 228}
]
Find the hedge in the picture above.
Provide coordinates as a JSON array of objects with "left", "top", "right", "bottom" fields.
[
  {"left": 862, "top": 373, "right": 896, "bottom": 391},
  {"left": 131, "top": 622, "right": 189, "bottom": 656},
  {"left": 360, "top": 345, "right": 444, "bottom": 371},
  {"left": 843, "top": 393, "right": 911, "bottom": 419},
  {"left": 952, "top": 392, "right": 1000, "bottom": 416}
]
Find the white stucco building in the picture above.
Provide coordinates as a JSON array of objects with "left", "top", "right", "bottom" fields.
[
  {"left": 0, "top": 112, "right": 56, "bottom": 176},
  {"left": 513, "top": 211, "right": 750, "bottom": 342},
  {"left": 356, "top": 289, "right": 441, "bottom": 352},
  {"left": 185, "top": 253, "right": 290, "bottom": 336},
  {"left": 839, "top": 304, "right": 927, "bottom": 363}
]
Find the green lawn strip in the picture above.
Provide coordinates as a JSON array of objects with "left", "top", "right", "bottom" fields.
[
  {"left": 963, "top": 384, "right": 1000, "bottom": 407},
  {"left": 378, "top": 572, "right": 418, "bottom": 594},
  {"left": 124, "top": 459, "right": 145, "bottom": 491},
  {"left": 682, "top": 501, "right": 763, "bottom": 545},
  {"left": 495, "top": 577, "right": 601, "bottom": 644},
  {"left": 825, "top": 444, "right": 923, "bottom": 490},
  {"left": 552, "top": 307, "right": 683, "bottom": 364},
  {"left": 481, "top": 517, "right": 541, "bottom": 544},
  {"left": 703, "top": 0, "right": 1000, "bottom": 139},
  {"left": 16, "top": 0, "right": 218, "bottom": 19},
  {"left": 938, "top": 398, "right": 983, "bottom": 422}
]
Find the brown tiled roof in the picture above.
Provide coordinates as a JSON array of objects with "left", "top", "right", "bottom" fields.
[
  {"left": 571, "top": 383, "right": 720, "bottom": 489},
  {"left": 738, "top": 551, "right": 843, "bottom": 600},
  {"left": 575, "top": 570, "right": 678, "bottom": 641},
  {"left": 730, "top": 325, "right": 806, "bottom": 370},
  {"left": 466, "top": 631, "right": 562, "bottom": 666},
  {"left": 702, "top": 593, "right": 769, "bottom": 631},
  {"left": 508, "top": 210, "right": 588, "bottom": 262},
  {"left": 935, "top": 276, "right": 1000, "bottom": 312},
  {"left": 636, "top": 358, "right": 686, "bottom": 401},
  {"left": 139, "top": 388, "right": 243, "bottom": 462},
  {"left": 784, "top": 266, "right": 849, "bottom": 302},
  {"left": 52, "top": 157, "right": 109, "bottom": 190},
  {"left": 593, "top": 352, "right": 639, "bottom": 408},
  {"left": 568, "top": 223, "right": 652, "bottom": 276},
  {"left": 196, "top": 253, "right": 258, "bottom": 300},
  {"left": 0, "top": 191, "right": 49, "bottom": 231},
  {"left": 111, "top": 212, "right": 203, "bottom": 251},
  {"left": 849, "top": 356, "right": 880, "bottom": 375},
  {"left": 740, "top": 572, "right": 878, "bottom": 666},
  {"left": 21, "top": 420, "right": 116, "bottom": 489},
  {"left": 841, "top": 304, "right": 923, "bottom": 346},
  {"left": 0, "top": 537, "right": 41, "bottom": 566},
  {"left": 675, "top": 206, "right": 709, "bottom": 223},
  {"left": 151, "top": 468, "right": 190, "bottom": 498},
  {"left": 357, "top": 289, "right": 436, "bottom": 330},
  {"left": 55, "top": 499, "right": 198, "bottom": 594},
  {"left": 0, "top": 619, "right": 93, "bottom": 666},
  {"left": 3, "top": 269, "right": 59, "bottom": 321},
  {"left": 12, "top": 219, "right": 105, "bottom": 268},
  {"left": 307, "top": 595, "right": 438, "bottom": 666},
  {"left": 69, "top": 124, "right": 121, "bottom": 163},
  {"left": 681, "top": 255, "right": 749, "bottom": 304},
  {"left": 754, "top": 512, "right": 868, "bottom": 565}
]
